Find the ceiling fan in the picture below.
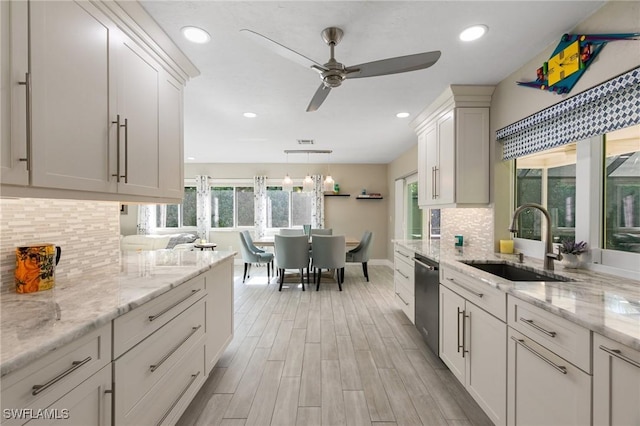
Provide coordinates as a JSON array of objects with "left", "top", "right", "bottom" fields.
[{"left": 241, "top": 27, "right": 441, "bottom": 112}]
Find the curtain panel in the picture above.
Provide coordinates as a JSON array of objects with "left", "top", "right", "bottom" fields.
[
  {"left": 195, "top": 175, "right": 211, "bottom": 240},
  {"left": 498, "top": 67, "right": 640, "bottom": 160},
  {"left": 137, "top": 205, "right": 154, "bottom": 235},
  {"left": 311, "top": 174, "right": 325, "bottom": 229},
  {"left": 254, "top": 176, "right": 268, "bottom": 238}
]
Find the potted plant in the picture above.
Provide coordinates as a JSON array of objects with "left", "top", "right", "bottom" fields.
[{"left": 558, "top": 239, "right": 588, "bottom": 268}]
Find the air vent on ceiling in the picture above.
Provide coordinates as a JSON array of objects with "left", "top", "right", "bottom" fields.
[{"left": 297, "top": 139, "right": 314, "bottom": 145}]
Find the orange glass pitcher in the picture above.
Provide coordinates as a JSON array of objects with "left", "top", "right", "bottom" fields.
[{"left": 15, "top": 244, "right": 62, "bottom": 293}]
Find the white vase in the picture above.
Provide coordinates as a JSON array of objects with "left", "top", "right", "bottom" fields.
[{"left": 561, "top": 253, "right": 580, "bottom": 269}]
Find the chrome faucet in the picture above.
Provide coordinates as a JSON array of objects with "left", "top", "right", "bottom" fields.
[{"left": 509, "top": 203, "right": 562, "bottom": 271}]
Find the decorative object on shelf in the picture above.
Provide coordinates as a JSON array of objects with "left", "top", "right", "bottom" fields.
[
  {"left": 454, "top": 235, "right": 464, "bottom": 247},
  {"left": 517, "top": 33, "right": 640, "bottom": 95},
  {"left": 558, "top": 239, "right": 588, "bottom": 269},
  {"left": 356, "top": 192, "right": 382, "bottom": 199},
  {"left": 334, "top": 182, "right": 340, "bottom": 193}
]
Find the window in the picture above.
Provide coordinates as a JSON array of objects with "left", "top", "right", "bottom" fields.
[
  {"left": 267, "top": 186, "right": 312, "bottom": 228},
  {"left": 604, "top": 127, "right": 640, "bottom": 253},
  {"left": 515, "top": 143, "right": 577, "bottom": 242},
  {"left": 211, "top": 185, "right": 254, "bottom": 228},
  {"left": 156, "top": 186, "right": 196, "bottom": 228}
]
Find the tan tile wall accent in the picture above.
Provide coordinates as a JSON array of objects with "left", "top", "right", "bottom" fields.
[
  {"left": 441, "top": 208, "right": 494, "bottom": 252},
  {"left": 0, "top": 198, "right": 120, "bottom": 293}
]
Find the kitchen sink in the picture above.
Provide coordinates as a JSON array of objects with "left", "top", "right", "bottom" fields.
[{"left": 462, "top": 261, "right": 572, "bottom": 282}]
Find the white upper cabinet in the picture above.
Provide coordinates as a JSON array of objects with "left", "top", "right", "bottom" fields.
[
  {"left": 412, "top": 85, "right": 494, "bottom": 208},
  {"left": 1, "top": 0, "right": 198, "bottom": 202}
]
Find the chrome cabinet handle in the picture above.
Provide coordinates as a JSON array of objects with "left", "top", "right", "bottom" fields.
[
  {"left": 457, "top": 307, "right": 464, "bottom": 354},
  {"left": 17, "top": 72, "right": 31, "bottom": 171},
  {"left": 148, "top": 289, "right": 201, "bottom": 322},
  {"left": 431, "top": 166, "right": 436, "bottom": 199},
  {"left": 155, "top": 371, "right": 200, "bottom": 426},
  {"left": 122, "top": 118, "right": 128, "bottom": 183},
  {"left": 111, "top": 114, "right": 121, "bottom": 182},
  {"left": 395, "top": 268, "right": 409, "bottom": 279},
  {"left": 150, "top": 325, "right": 202, "bottom": 372},
  {"left": 433, "top": 166, "right": 439, "bottom": 198},
  {"left": 32, "top": 356, "right": 92, "bottom": 395},
  {"left": 413, "top": 258, "right": 437, "bottom": 271},
  {"left": 395, "top": 250, "right": 410, "bottom": 258},
  {"left": 395, "top": 292, "right": 410, "bottom": 306},
  {"left": 511, "top": 337, "right": 567, "bottom": 375},
  {"left": 520, "top": 317, "right": 556, "bottom": 338},
  {"left": 446, "top": 278, "right": 484, "bottom": 298},
  {"left": 599, "top": 345, "right": 640, "bottom": 369},
  {"left": 462, "top": 311, "right": 469, "bottom": 358}
]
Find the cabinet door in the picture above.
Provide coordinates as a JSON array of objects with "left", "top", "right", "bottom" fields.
[
  {"left": 205, "top": 259, "right": 234, "bottom": 374},
  {"left": 159, "top": 73, "right": 184, "bottom": 199},
  {"left": 115, "top": 35, "right": 161, "bottom": 197},
  {"left": 26, "top": 366, "right": 112, "bottom": 426},
  {"left": 508, "top": 328, "right": 591, "bottom": 426},
  {"left": 417, "top": 129, "right": 429, "bottom": 206},
  {"left": 455, "top": 108, "right": 490, "bottom": 204},
  {"left": 439, "top": 284, "right": 466, "bottom": 383},
  {"left": 466, "top": 303, "right": 507, "bottom": 426},
  {"left": 29, "top": 0, "right": 117, "bottom": 192},
  {"left": 1, "top": 0, "right": 29, "bottom": 185},
  {"left": 593, "top": 333, "right": 640, "bottom": 426},
  {"left": 436, "top": 110, "right": 455, "bottom": 205}
]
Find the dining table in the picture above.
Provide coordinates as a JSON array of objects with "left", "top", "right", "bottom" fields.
[{"left": 252, "top": 235, "right": 360, "bottom": 249}]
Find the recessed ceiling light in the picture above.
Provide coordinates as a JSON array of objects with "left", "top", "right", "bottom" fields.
[
  {"left": 187, "top": 156, "right": 195, "bottom": 160},
  {"left": 181, "top": 26, "right": 211, "bottom": 44},
  {"left": 243, "top": 112, "right": 257, "bottom": 118},
  {"left": 396, "top": 112, "right": 410, "bottom": 118},
  {"left": 459, "top": 25, "right": 488, "bottom": 42}
]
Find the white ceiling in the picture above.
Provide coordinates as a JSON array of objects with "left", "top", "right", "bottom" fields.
[{"left": 141, "top": 1, "right": 605, "bottom": 165}]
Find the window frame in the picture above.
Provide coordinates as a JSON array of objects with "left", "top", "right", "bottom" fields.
[
  {"left": 154, "top": 179, "right": 197, "bottom": 230},
  {"left": 210, "top": 179, "right": 255, "bottom": 231},
  {"left": 265, "top": 181, "right": 313, "bottom": 230}
]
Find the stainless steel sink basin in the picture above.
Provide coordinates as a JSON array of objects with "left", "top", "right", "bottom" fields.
[{"left": 462, "top": 261, "right": 572, "bottom": 282}]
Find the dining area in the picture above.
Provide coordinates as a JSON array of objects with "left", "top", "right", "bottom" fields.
[{"left": 238, "top": 229, "right": 373, "bottom": 292}]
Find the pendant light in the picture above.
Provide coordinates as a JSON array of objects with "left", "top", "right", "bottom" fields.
[
  {"left": 323, "top": 152, "right": 334, "bottom": 192},
  {"left": 282, "top": 152, "right": 293, "bottom": 192},
  {"left": 302, "top": 152, "right": 314, "bottom": 192}
]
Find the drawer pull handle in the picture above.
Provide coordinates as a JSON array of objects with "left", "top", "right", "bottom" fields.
[
  {"left": 150, "top": 325, "right": 202, "bottom": 372},
  {"left": 395, "top": 269, "right": 409, "bottom": 280},
  {"left": 520, "top": 317, "right": 556, "bottom": 337},
  {"left": 599, "top": 345, "right": 640, "bottom": 369},
  {"left": 395, "top": 250, "right": 410, "bottom": 258},
  {"left": 156, "top": 371, "right": 201, "bottom": 426},
  {"left": 32, "top": 356, "right": 92, "bottom": 396},
  {"left": 149, "top": 289, "right": 201, "bottom": 322},
  {"left": 395, "top": 292, "right": 410, "bottom": 306},
  {"left": 511, "top": 337, "right": 567, "bottom": 375},
  {"left": 447, "top": 278, "right": 483, "bottom": 298}
]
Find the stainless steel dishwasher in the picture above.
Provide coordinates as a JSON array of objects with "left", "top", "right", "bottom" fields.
[{"left": 414, "top": 253, "right": 440, "bottom": 356}]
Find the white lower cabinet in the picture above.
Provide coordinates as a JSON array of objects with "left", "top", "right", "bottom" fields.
[
  {"left": 205, "top": 258, "right": 234, "bottom": 374},
  {"left": 593, "top": 333, "right": 640, "bottom": 426},
  {"left": 439, "top": 276, "right": 507, "bottom": 426},
  {"left": 393, "top": 244, "right": 415, "bottom": 323}
]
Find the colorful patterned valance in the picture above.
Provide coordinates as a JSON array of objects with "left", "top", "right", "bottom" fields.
[{"left": 498, "top": 67, "right": 640, "bottom": 160}]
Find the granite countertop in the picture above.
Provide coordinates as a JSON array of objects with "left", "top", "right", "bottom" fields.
[
  {"left": 0, "top": 250, "right": 236, "bottom": 377},
  {"left": 395, "top": 240, "right": 640, "bottom": 351}
]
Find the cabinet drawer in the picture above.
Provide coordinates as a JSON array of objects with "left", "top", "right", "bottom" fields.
[
  {"left": 508, "top": 296, "right": 591, "bottom": 373},
  {"left": 394, "top": 245, "right": 414, "bottom": 268},
  {"left": 113, "top": 275, "right": 205, "bottom": 358},
  {"left": 1, "top": 324, "right": 111, "bottom": 424},
  {"left": 395, "top": 280, "right": 415, "bottom": 324},
  {"left": 118, "top": 336, "right": 206, "bottom": 426},
  {"left": 441, "top": 267, "right": 506, "bottom": 321},
  {"left": 114, "top": 298, "right": 205, "bottom": 419},
  {"left": 394, "top": 257, "right": 414, "bottom": 291}
]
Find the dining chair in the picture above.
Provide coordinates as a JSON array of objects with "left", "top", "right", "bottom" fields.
[
  {"left": 239, "top": 232, "right": 274, "bottom": 284},
  {"left": 345, "top": 231, "right": 373, "bottom": 282},
  {"left": 311, "top": 235, "right": 346, "bottom": 291},
  {"left": 310, "top": 228, "right": 333, "bottom": 235},
  {"left": 279, "top": 228, "right": 304, "bottom": 235},
  {"left": 274, "top": 235, "right": 310, "bottom": 291}
]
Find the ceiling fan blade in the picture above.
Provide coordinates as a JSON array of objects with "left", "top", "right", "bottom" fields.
[
  {"left": 345, "top": 50, "right": 441, "bottom": 79},
  {"left": 240, "top": 29, "right": 326, "bottom": 70},
  {"left": 306, "top": 84, "right": 331, "bottom": 112}
]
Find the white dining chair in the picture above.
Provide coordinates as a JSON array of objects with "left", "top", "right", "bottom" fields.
[
  {"left": 311, "top": 235, "right": 346, "bottom": 291},
  {"left": 274, "top": 235, "right": 310, "bottom": 291}
]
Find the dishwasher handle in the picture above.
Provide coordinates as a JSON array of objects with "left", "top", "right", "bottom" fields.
[{"left": 413, "top": 257, "right": 438, "bottom": 271}]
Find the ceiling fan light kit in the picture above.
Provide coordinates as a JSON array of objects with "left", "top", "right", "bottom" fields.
[{"left": 241, "top": 26, "right": 441, "bottom": 112}]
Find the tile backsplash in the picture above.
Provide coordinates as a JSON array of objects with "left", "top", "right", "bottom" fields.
[
  {"left": 441, "top": 207, "right": 494, "bottom": 252},
  {"left": 0, "top": 198, "right": 120, "bottom": 293}
]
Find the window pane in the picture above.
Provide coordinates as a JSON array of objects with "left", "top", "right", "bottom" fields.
[
  {"left": 291, "top": 189, "right": 312, "bottom": 227},
  {"left": 548, "top": 164, "right": 576, "bottom": 242},
  {"left": 182, "top": 187, "right": 197, "bottom": 227},
  {"left": 430, "top": 209, "right": 441, "bottom": 239},
  {"left": 515, "top": 168, "right": 542, "bottom": 240},
  {"left": 604, "top": 125, "right": 640, "bottom": 253},
  {"left": 267, "top": 186, "right": 290, "bottom": 228},
  {"left": 236, "top": 187, "right": 255, "bottom": 227},
  {"left": 165, "top": 205, "right": 179, "bottom": 227},
  {"left": 406, "top": 181, "right": 422, "bottom": 239},
  {"left": 211, "top": 186, "right": 234, "bottom": 228}
]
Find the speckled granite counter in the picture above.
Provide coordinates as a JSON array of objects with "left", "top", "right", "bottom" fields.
[
  {"left": 0, "top": 250, "right": 236, "bottom": 377},
  {"left": 395, "top": 240, "right": 640, "bottom": 351}
]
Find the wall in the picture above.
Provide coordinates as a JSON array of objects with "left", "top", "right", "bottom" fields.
[
  {"left": 490, "top": 1, "right": 640, "bottom": 248},
  {"left": 0, "top": 198, "right": 120, "bottom": 293}
]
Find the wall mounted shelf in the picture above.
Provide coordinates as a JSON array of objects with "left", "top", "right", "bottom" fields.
[
  {"left": 356, "top": 196, "right": 383, "bottom": 200},
  {"left": 324, "top": 193, "right": 350, "bottom": 197}
]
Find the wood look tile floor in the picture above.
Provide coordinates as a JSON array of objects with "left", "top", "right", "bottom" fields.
[{"left": 178, "top": 264, "right": 493, "bottom": 426}]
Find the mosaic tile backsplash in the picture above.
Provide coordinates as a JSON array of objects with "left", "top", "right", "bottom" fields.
[
  {"left": 0, "top": 198, "right": 120, "bottom": 293},
  {"left": 441, "top": 208, "right": 494, "bottom": 252}
]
